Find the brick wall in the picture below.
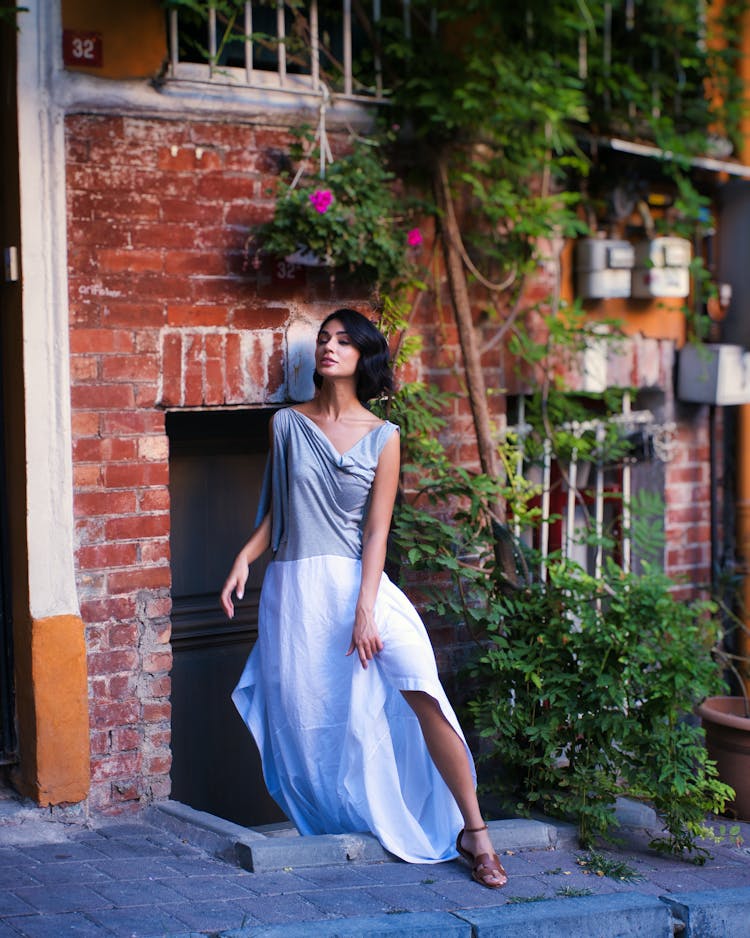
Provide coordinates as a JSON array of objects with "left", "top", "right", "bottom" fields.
[
  {"left": 65, "top": 112, "right": 713, "bottom": 813},
  {"left": 66, "top": 113, "right": 334, "bottom": 811}
]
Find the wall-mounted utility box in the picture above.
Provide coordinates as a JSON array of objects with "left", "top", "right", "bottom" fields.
[
  {"left": 678, "top": 343, "right": 750, "bottom": 405},
  {"left": 576, "top": 238, "right": 634, "bottom": 299},
  {"left": 632, "top": 237, "right": 691, "bottom": 299}
]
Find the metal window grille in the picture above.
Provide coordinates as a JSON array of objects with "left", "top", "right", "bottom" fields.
[
  {"left": 508, "top": 395, "right": 674, "bottom": 583},
  {"left": 167, "top": 1, "right": 395, "bottom": 102}
]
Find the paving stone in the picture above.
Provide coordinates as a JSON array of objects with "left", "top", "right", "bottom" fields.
[
  {"left": 291, "top": 865, "right": 381, "bottom": 888},
  {"left": 0, "top": 867, "right": 40, "bottom": 888},
  {"left": 162, "top": 855, "right": 254, "bottom": 877},
  {"left": 165, "top": 873, "right": 259, "bottom": 901},
  {"left": 236, "top": 893, "right": 330, "bottom": 925},
  {"left": 356, "top": 859, "right": 464, "bottom": 886},
  {"left": 170, "top": 898, "right": 263, "bottom": 932},
  {"left": 362, "top": 883, "right": 459, "bottom": 913},
  {"left": 240, "top": 870, "right": 321, "bottom": 896},
  {"left": 11, "top": 884, "right": 112, "bottom": 915},
  {"left": 90, "top": 878, "right": 185, "bottom": 906},
  {"left": 93, "top": 857, "right": 186, "bottom": 881},
  {"left": 300, "top": 886, "right": 390, "bottom": 916},
  {"left": 3, "top": 912, "right": 110, "bottom": 937},
  {"left": 17, "top": 843, "right": 106, "bottom": 864},
  {"left": 0, "top": 891, "right": 35, "bottom": 916},
  {"left": 24, "top": 861, "right": 109, "bottom": 885},
  {"left": 85, "top": 906, "right": 189, "bottom": 937}
]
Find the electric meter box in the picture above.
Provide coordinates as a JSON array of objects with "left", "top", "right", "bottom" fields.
[
  {"left": 678, "top": 343, "right": 750, "bottom": 405},
  {"left": 631, "top": 237, "right": 691, "bottom": 299},
  {"left": 576, "top": 238, "right": 634, "bottom": 299}
]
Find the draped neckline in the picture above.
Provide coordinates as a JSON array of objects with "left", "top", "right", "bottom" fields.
[{"left": 290, "top": 407, "right": 384, "bottom": 459}]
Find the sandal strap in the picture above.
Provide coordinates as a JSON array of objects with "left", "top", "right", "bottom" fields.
[{"left": 463, "top": 824, "right": 488, "bottom": 833}]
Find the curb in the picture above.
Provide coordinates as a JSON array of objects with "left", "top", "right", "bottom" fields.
[
  {"left": 149, "top": 801, "right": 578, "bottom": 872},
  {"left": 214, "top": 888, "right": 750, "bottom": 937}
]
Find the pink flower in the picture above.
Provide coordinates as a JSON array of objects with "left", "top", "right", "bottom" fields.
[
  {"left": 407, "top": 228, "right": 423, "bottom": 247},
  {"left": 309, "top": 189, "right": 333, "bottom": 214}
]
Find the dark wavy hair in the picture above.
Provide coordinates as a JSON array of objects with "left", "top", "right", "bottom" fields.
[{"left": 313, "top": 308, "right": 394, "bottom": 403}]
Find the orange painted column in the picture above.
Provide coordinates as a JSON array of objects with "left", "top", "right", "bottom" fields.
[{"left": 12, "top": 614, "right": 90, "bottom": 805}]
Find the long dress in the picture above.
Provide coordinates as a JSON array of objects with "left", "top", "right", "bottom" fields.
[{"left": 232, "top": 406, "right": 475, "bottom": 863}]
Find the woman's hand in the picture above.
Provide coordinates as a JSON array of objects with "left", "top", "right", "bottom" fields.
[
  {"left": 220, "top": 555, "right": 249, "bottom": 619},
  {"left": 346, "top": 604, "right": 384, "bottom": 669}
]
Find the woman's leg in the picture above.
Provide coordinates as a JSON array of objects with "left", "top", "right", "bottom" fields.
[{"left": 402, "top": 690, "right": 506, "bottom": 886}]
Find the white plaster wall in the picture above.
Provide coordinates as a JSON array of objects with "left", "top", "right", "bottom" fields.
[{"left": 16, "top": 0, "right": 80, "bottom": 618}]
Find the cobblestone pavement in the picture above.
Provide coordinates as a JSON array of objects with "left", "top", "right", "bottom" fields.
[{"left": 0, "top": 786, "right": 749, "bottom": 937}]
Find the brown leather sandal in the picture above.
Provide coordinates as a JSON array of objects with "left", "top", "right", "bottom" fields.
[{"left": 456, "top": 824, "right": 508, "bottom": 889}]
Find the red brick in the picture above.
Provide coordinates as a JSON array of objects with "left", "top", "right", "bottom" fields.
[
  {"left": 196, "top": 173, "right": 254, "bottom": 200},
  {"left": 108, "top": 674, "right": 135, "bottom": 699},
  {"left": 74, "top": 437, "right": 138, "bottom": 463},
  {"left": 75, "top": 491, "right": 137, "bottom": 517},
  {"left": 92, "top": 751, "right": 142, "bottom": 782},
  {"left": 147, "top": 675, "right": 171, "bottom": 698},
  {"left": 160, "top": 332, "right": 183, "bottom": 407},
  {"left": 111, "top": 727, "right": 142, "bottom": 751},
  {"left": 80, "top": 596, "right": 136, "bottom": 624},
  {"left": 88, "top": 650, "right": 139, "bottom": 676},
  {"left": 225, "top": 331, "right": 244, "bottom": 404},
  {"left": 69, "top": 220, "right": 132, "bottom": 249},
  {"left": 109, "top": 623, "right": 138, "bottom": 647},
  {"left": 232, "top": 305, "right": 290, "bottom": 330},
  {"left": 189, "top": 121, "right": 258, "bottom": 149},
  {"left": 143, "top": 701, "right": 171, "bottom": 723},
  {"left": 71, "top": 411, "right": 101, "bottom": 437},
  {"left": 103, "top": 462, "right": 168, "bottom": 488},
  {"left": 139, "top": 488, "right": 170, "bottom": 512},
  {"left": 70, "top": 383, "right": 135, "bottom": 410},
  {"left": 98, "top": 249, "right": 163, "bottom": 274},
  {"left": 105, "top": 512, "right": 170, "bottom": 541},
  {"left": 94, "top": 192, "right": 161, "bottom": 221},
  {"left": 143, "top": 651, "right": 172, "bottom": 673},
  {"left": 189, "top": 276, "right": 246, "bottom": 303},
  {"left": 130, "top": 224, "right": 199, "bottom": 250},
  {"left": 90, "top": 697, "right": 141, "bottom": 729},
  {"left": 164, "top": 251, "right": 227, "bottom": 276},
  {"left": 74, "top": 465, "right": 102, "bottom": 488},
  {"left": 143, "top": 594, "right": 171, "bottom": 618},
  {"left": 109, "top": 781, "right": 142, "bottom": 803},
  {"left": 90, "top": 730, "right": 110, "bottom": 756},
  {"left": 167, "top": 304, "right": 227, "bottom": 327},
  {"left": 159, "top": 197, "right": 211, "bottom": 223},
  {"left": 141, "top": 540, "right": 170, "bottom": 565},
  {"left": 78, "top": 542, "right": 138, "bottom": 571},
  {"left": 133, "top": 383, "right": 160, "bottom": 408},
  {"left": 102, "top": 411, "right": 165, "bottom": 436},
  {"left": 107, "top": 566, "right": 170, "bottom": 593},
  {"left": 70, "top": 356, "right": 99, "bottom": 382},
  {"left": 145, "top": 754, "right": 172, "bottom": 775},
  {"left": 101, "top": 354, "right": 160, "bottom": 382},
  {"left": 183, "top": 333, "right": 204, "bottom": 406},
  {"left": 102, "top": 302, "right": 165, "bottom": 328}
]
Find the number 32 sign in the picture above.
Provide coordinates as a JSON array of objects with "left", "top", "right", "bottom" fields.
[{"left": 62, "top": 30, "right": 103, "bottom": 68}]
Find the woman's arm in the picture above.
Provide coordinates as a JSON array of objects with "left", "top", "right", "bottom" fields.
[
  {"left": 347, "top": 429, "right": 400, "bottom": 668},
  {"left": 220, "top": 511, "right": 272, "bottom": 619}
]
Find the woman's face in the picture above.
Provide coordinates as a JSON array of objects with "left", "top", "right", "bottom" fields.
[{"left": 315, "top": 319, "right": 361, "bottom": 382}]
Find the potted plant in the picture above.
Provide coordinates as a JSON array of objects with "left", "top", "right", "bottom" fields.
[
  {"left": 697, "top": 609, "right": 750, "bottom": 821},
  {"left": 249, "top": 128, "right": 421, "bottom": 291}
]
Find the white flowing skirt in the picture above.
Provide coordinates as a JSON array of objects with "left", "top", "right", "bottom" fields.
[{"left": 232, "top": 554, "right": 473, "bottom": 863}]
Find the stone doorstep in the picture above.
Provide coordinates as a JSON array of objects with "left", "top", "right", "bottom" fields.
[
  {"left": 150, "top": 800, "right": 578, "bottom": 873},
  {"left": 214, "top": 889, "right": 750, "bottom": 938}
]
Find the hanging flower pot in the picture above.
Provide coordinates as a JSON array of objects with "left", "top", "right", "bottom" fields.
[{"left": 251, "top": 129, "right": 419, "bottom": 290}]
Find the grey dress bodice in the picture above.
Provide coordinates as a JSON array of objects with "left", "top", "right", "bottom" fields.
[{"left": 256, "top": 407, "right": 399, "bottom": 563}]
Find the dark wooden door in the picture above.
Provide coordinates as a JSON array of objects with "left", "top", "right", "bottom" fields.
[{"left": 168, "top": 409, "right": 285, "bottom": 827}]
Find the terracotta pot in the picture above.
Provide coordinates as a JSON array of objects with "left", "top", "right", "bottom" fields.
[{"left": 697, "top": 695, "right": 750, "bottom": 821}]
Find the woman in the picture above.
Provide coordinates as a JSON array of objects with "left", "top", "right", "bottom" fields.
[{"left": 221, "top": 308, "right": 506, "bottom": 888}]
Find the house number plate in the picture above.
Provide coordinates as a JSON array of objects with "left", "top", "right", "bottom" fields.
[{"left": 62, "top": 30, "right": 103, "bottom": 68}]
